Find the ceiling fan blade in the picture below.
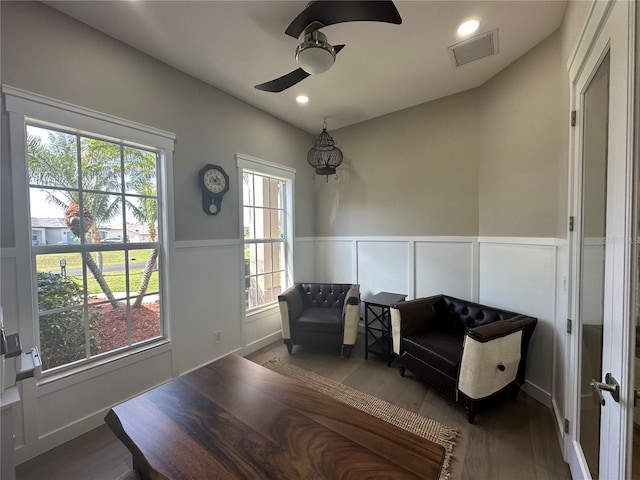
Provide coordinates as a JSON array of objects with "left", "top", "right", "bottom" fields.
[
  {"left": 255, "top": 45, "right": 345, "bottom": 93},
  {"left": 255, "top": 68, "right": 311, "bottom": 92},
  {"left": 285, "top": 1, "right": 402, "bottom": 39}
]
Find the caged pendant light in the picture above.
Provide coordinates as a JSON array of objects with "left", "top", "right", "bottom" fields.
[{"left": 307, "top": 118, "right": 343, "bottom": 180}]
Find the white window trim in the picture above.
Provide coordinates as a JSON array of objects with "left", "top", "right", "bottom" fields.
[
  {"left": 236, "top": 153, "right": 295, "bottom": 319},
  {"left": 3, "top": 85, "right": 176, "bottom": 381},
  {"left": 3, "top": 85, "right": 174, "bottom": 149}
]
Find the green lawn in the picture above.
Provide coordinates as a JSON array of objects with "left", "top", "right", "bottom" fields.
[
  {"left": 36, "top": 250, "right": 152, "bottom": 271},
  {"left": 37, "top": 250, "right": 158, "bottom": 296},
  {"left": 68, "top": 269, "right": 159, "bottom": 295}
]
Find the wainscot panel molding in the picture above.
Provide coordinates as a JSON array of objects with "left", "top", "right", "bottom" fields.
[
  {"left": 171, "top": 242, "right": 244, "bottom": 374},
  {"left": 357, "top": 240, "right": 409, "bottom": 299},
  {"left": 310, "top": 235, "right": 568, "bottom": 409},
  {"left": 316, "top": 239, "right": 357, "bottom": 284},
  {"left": 174, "top": 238, "right": 241, "bottom": 250},
  {"left": 11, "top": 345, "right": 174, "bottom": 464},
  {"left": 553, "top": 243, "right": 569, "bottom": 445},
  {"left": 414, "top": 240, "right": 476, "bottom": 301},
  {"left": 244, "top": 307, "right": 283, "bottom": 349},
  {"left": 3, "top": 235, "right": 569, "bottom": 464},
  {"left": 478, "top": 241, "right": 556, "bottom": 400}
]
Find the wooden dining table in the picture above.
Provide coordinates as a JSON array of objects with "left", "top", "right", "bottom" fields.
[{"left": 105, "top": 354, "right": 445, "bottom": 479}]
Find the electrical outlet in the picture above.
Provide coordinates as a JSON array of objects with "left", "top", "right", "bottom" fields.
[{"left": 214, "top": 330, "right": 222, "bottom": 344}]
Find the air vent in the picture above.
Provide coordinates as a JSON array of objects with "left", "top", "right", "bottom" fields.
[{"left": 448, "top": 29, "right": 499, "bottom": 67}]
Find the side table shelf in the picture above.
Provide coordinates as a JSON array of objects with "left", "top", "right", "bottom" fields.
[{"left": 364, "top": 292, "right": 407, "bottom": 367}]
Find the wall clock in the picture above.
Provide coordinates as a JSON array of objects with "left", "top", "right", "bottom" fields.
[{"left": 198, "top": 164, "right": 229, "bottom": 215}]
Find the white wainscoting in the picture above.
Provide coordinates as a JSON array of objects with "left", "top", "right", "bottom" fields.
[
  {"left": 30, "top": 345, "right": 173, "bottom": 459},
  {"left": 477, "top": 238, "right": 559, "bottom": 407},
  {"left": 356, "top": 240, "right": 409, "bottom": 299},
  {"left": 171, "top": 239, "right": 244, "bottom": 373},
  {"left": 311, "top": 235, "right": 568, "bottom": 407},
  {"left": 10, "top": 344, "right": 174, "bottom": 463},
  {"left": 1, "top": 235, "right": 567, "bottom": 464},
  {"left": 171, "top": 237, "right": 318, "bottom": 371},
  {"left": 553, "top": 244, "right": 569, "bottom": 444},
  {"left": 414, "top": 239, "right": 477, "bottom": 301},
  {"left": 0, "top": 237, "right": 318, "bottom": 464},
  {"left": 315, "top": 238, "right": 356, "bottom": 284}
]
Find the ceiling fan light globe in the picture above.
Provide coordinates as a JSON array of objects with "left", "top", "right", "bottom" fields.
[
  {"left": 296, "top": 44, "right": 335, "bottom": 74},
  {"left": 296, "top": 31, "right": 336, "bottom": 74}
]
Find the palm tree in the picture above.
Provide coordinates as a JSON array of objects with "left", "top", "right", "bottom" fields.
[
  {"left": 28, "top": 131, "right": 122, "bottom": 308},
  {"left": 61, "top": 202, "right": 121, "bottom": 308},
  {"left": 130, "top": 194, "right": 159, "bottom": 308},
  {"left": 124, "top": 149, "right": 159, "bottom": 308}
]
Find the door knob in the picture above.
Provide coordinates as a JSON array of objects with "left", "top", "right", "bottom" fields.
[{"left": 589, "top": 373, "right": 620, "bottom": 406}]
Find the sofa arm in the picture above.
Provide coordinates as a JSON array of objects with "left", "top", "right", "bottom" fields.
[
  {"left": 342, "top": 285, "right": 361, "bottom": 347},
  {"left": 278, "top": 285, "right": 303, "bottom": 341},
  {"left": 504, "top": 315, "right": 537, "bottom": 385},
  {"left": 390, "top": 298, "right": 435, "bottom": 356},
  {"left": 467, "top": 320, "right": 522, "bottom": 342},
  {"left": 458, "top": 322, "right": 523, "bottom": 400}
]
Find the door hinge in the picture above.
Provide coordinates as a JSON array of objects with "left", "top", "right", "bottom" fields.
[
  {"left": 571, "top": 110, "right": 577, "bottom": 127},
  {"left": 569, "top": 216, "right": 575, "bottom": 232},
  {"left": 567, "top": 318, "right": 572, "bottom": 334},
  {"left": 564, "top": 418, "right": 570, "bottom": 434}
]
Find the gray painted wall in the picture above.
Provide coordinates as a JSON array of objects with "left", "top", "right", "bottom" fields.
[
  {"left": 320, "top": 89, "right": 480, "bottom": 237},
  {"left": 477, "top": 27, "right": 565, "bottom": 238},
  {"left": 317, "top": 1, "right": 587, "bottom": 239},
  {"left": 1, "top": 1, "right": 588, "bottom": 244},
  {"left": 0, "top": 1, "right": 315, "bottom": 246}
]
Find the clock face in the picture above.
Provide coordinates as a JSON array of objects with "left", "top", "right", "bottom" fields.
[{"left": 203, "top": 168, "right": 227, "bottom": 194}]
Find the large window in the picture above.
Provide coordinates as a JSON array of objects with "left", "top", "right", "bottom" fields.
[
  {"left": 27, "top": 123, "right": 166, "bottom": 372},
  {"left": 239, "top": 155, "right": 294, "bottom": 312}
]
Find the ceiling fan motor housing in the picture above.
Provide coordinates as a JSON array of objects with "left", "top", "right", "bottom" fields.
[
  {"left": 255, "top": 1, "right": 401, "bottom": 92},
  {"left": 295, "top": 30, "right": 336, "bottom": 74}
]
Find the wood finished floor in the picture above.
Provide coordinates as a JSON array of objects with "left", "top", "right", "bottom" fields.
[{"left": 16, "top": 336, "right": 570, "bottom": 480}]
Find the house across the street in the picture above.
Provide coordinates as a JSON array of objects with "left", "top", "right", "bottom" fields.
[{"left": 31, "top": 217, "right": 152, "bottom": 245}]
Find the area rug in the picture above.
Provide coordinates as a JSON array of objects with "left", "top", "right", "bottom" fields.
[{"left": 263, "top": 359, "right": 458, "bottom": 480}]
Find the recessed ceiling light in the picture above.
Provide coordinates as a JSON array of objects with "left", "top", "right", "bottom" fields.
[
  {"left": 458, "top": 19, "right": 480, "bottom": 36},
  {"left": 296, "top": 95, "right": 309, "bottom": 104}
]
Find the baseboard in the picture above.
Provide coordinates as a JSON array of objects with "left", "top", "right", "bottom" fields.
[
  {"left": 237, "top": 331, "right": 282, "bottom": 357},
  {"left": 551, "top": 397, "right": 565, "bottom": 453},
  {"left": 14, "top": 408, "right": 108, "bottom": 465},
  {"left": 522, "top": 379, "right": 552, "bottom": 408}
]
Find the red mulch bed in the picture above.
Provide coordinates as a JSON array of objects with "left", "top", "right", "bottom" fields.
[{"left": 91, "top": 300, "right": 161, "bottom": 353}]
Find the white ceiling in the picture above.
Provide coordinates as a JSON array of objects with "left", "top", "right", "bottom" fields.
[{"left": 45, "top": 1, "right": 567, "bottom": 134}]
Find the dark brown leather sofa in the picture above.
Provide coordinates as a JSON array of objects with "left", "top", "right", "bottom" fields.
[
  {"left": 390, "top": 294, "right": 537, "bottom": 423},
  {"left": 278, "top": 283, "right": 360, "bottom": 357}
]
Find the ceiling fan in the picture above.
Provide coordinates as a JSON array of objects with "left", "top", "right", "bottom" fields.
[{"left": 254, "top": 1, "right": 402, "bottom": 93}]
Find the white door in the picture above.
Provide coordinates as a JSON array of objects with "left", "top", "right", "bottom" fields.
[{"left": 567, "top": 1, "right": 635, "bottom": 479}]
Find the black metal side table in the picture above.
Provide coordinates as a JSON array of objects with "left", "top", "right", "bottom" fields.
[{"left": 364, "top": 292, "right": 407, "bottom": 366}]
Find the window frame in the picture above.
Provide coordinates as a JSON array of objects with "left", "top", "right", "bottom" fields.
[
  {"left": 4, "top": 85, "right": 176, "bottom": 379},
  {"left": 236, "top": 154, "right": 295, "bottom": 316}
]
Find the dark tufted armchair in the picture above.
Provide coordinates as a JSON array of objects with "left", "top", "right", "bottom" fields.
[
  {"left": 278, "top": 283, "right": 360, "bottom": 357},
  {"left": 390, "top": 294, "right": 537, "bottom": 423}
]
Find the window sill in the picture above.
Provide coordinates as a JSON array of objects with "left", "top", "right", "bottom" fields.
[
  {"left": 246, "top": 303, "right": 279, "bottom": 319},
  {"left": 36, "top": 339, "right": 171, "bottom": 392}
]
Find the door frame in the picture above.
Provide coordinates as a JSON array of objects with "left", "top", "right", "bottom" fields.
[{"left": 566, "top": 1, "right": 636, "bottom": 479}]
